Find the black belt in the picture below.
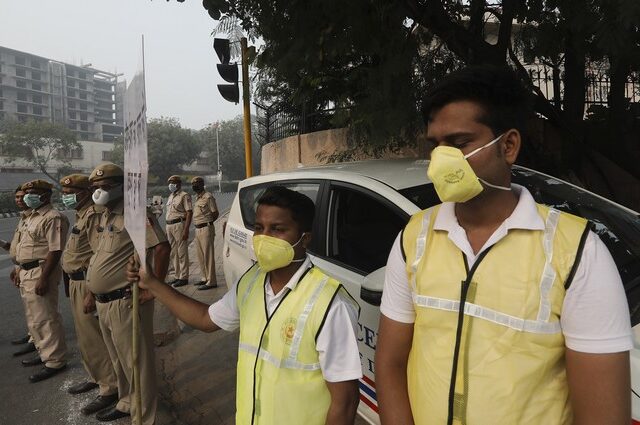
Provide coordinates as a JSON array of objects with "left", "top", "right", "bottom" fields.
[
  {"left": 166, "top": 218, "right": 185, "bottom": 225},
  {"left": 20, "top": 260, "right": 41, "bottom": 270},
  {"left": 94, "top": 286, "right": 132, "bottom": 303},
  {"left": 68, "top": 269, "right": 87, "bottom": 281},
  {"left": 195, "top": 221, "right": 215, "bottom": 229}
]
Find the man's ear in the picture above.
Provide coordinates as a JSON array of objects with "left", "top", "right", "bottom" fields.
[
  {"left": 302, "top": 232, "right": 312, "bottom": 248},
  {"left": 503, "top": 129, "right": 521, "bottom": 166}
]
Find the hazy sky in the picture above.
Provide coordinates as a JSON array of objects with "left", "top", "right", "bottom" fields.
[{"left": 0, "top": 0, "right": 243, "bottom": 130}]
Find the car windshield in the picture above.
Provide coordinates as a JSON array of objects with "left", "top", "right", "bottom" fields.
[{"left": 400, "top": 174, "right": 640, "bottom": 326}]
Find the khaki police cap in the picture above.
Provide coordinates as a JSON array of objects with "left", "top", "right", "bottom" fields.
[
  {"left": 168, "top": 175, "right": 182, "bottom": 183},
  {"left": 60, "top": 174, "right": 91, "bottom": 189},
  {"left": 22, "top": 179, "right": 53, "bottom": 191},
  {"left": 191, "top": 176, "right": 204, "bottom": 184},
  {"left": 90, "top": 162, "right": 124, "bottom": 182}
]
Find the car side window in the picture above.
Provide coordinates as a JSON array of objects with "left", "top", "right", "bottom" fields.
[
  {"left": 327, "top": 185, "right": 407, "bottom": 275},
  {"left": 239, "top": 182, "right": 321, "bottom": 230}
]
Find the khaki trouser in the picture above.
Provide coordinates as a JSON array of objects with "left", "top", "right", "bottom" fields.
[
  {"left": 97, "top": 297, "right": 157, "bottom": 425},
  {"left": 194, "top": 224, "right": 217, "bottom": 284},
  {"left": 166, "top": 222, "right": 189, "bottom": 280},
  {"left": 69, "top": 279, "right": 117, "bottom": 396},
  {"left": 19, "top": 266, "right": 67, "bottom": 369}
]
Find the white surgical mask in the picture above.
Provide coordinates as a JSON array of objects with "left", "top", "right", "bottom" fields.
[
  {"left": 92, "top": 185, "right": 123, "bottom": 206},
  {"left": 168, "top": 183, "right": 178, "bottom": 193}
]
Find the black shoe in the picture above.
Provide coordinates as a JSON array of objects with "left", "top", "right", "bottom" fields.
[
  {"left": 96, "top": 407, "right": 130, "bottom": 422},
  {"left": 13, "top": 342, "right": 36, "bottom": 357},
  {"left": 68, "top": 381, "right": 99, "bottom": 395},
  {"left": 81, "top": 394, "right": 118, "bottom": 415},
  {"left": 166, "top": 278, "right": 179, "bottom": 285},
  {"left": 172, "top": 279, "right": 188, "bottom": 288},
  {"left": 29, "top": 365, "right": 67, "bottom": 382},
  {"left": 198, "top": 283, "right": 218, "bottom": 291},
  {"left": 194, "top": 280, "right": 208, "bottom": 286},
  {"left": 21, "top": 356, "right": 43, "bottom": 367},
  {"left": 11, "top": 335, "right": 30, "bottom": 345}
]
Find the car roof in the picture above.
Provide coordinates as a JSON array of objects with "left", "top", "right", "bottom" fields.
[{"left": 251, "top": 158, "right": 430, "bottom": 191}]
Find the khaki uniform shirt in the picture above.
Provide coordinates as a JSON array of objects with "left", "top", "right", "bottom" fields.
[
  {"left": 62, "top": 204, "right": 102, "bottom": 274},
  {"left": 193, "top": 191, "right": 218, "bottom": 225},
  {"left": 166, "top": 190, "right": 192, "bottom": 221},
  {"left": 15, "top": 204, "right": 69, "bottom": 264},
  {"left": 9, "top": 210, "right": 31, "bottom": 263},
  {"left": 86, "top": 199, "right": 167, "bottom": 294}
]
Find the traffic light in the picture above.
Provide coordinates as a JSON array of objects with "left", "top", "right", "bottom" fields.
[{"left": 213, "top": 38, "right": 239, "bottom": 104}]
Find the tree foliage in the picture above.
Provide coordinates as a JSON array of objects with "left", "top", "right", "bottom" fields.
[
  {"left": 109, "top": 117, "right": 203, "bottom": 182},
  {"left": 0, "top": 119, "right": 80, "bottom": 186},
  {"left": 197, "top": 115, "right": 261, "bottom": 180}
]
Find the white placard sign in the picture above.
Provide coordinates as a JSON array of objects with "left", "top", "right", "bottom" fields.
[{"left": 124, "top": 63, "right": 148, "bottom": 265}]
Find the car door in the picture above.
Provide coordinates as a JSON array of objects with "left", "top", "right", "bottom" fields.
[{"left": 310, "top": 180, "right": 410, "bottom": 424}]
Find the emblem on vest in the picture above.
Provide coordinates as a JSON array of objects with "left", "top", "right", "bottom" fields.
[
  {"left": 444, "top": 169, "right": 465, "bottom": 183},
  {"left": 281, "top": 318, "right": 297, "bottom": 345}
]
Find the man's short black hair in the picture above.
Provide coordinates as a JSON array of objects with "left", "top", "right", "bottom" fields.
[
  {"left": 421, "top": 65, "right": 533, "bottom": 137},
  {"left": 257, "top": 186, "right": 315, "bottom": 232},
  {"left": 15, "top": 185, "right": 23, "bottom": 193}
]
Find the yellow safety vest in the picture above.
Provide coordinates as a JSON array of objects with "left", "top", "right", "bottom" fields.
[
  {"left": 402, "top": 203, "right": 589, "bottom": 425},
  {"left": 235, "top": 264, "right": 354, "bottom": 425}
]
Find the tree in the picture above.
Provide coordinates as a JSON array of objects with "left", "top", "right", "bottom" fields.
[
  {"left": 109, "top": 117, "right": 203, "bottom": 182},
  {"left": 197, "top": 115, "right": 261, "bottom": 180},
  {"left": 0, "top": 119, "right": 80, "bottom": 186}
]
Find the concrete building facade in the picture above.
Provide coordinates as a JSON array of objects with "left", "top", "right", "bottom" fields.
[{"left": 0, "top": 45, "right": 124, "bottom": 142}]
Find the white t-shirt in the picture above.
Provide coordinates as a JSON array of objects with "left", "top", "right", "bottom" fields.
[
  {"left": 381, "top": 185, "right": 633, "bottom": 354},
  {"left": 209, "top": 257, "right": 363, "bottom": 382}
]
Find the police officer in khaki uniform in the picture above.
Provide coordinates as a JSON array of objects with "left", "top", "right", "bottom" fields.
[
  {"left": 3, "top": 185, "right": 37, "bottom": 356},
  {"left": 16, "top": 179, "right": 69, "bottom": 382},
  {"left": 86, "top": 163, "right": 170, "bottom": 424},
  {"left": 60, "top": 174, "right": 119, "bottom": 414},
  {"left": 190, "top": 177, "right": 219, "bottom": 290},
  {"left": 165, "top": 175, "right": 192, "bottom": 287}
]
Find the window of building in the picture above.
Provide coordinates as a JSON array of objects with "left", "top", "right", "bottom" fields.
[
  {"left": 79, "top": 102, "right": 87, "bottom": 111},
  {"left": 16, "top": 80, "right": 26, "bottom": 88},
  {"left": 31, "top": 71, "right": 41, "bottom": 81},
  {"left": 0, "top": 101, "right": 3, "bottom": 110},
  {"left": 32, "top": 106, "right": 42, "bottom": 116},
  {"left": 79, "top": 92, "right": 87, "bottom": 100},
  {"left": 80, "top": 123, "right": 88, "bottom": 131},
  {"left": 32, "top": 82, "right": 42, "bottom": 91},
  {"left": 67, "top": 88, "right": 75, "bottom": 97},
  {"left": 15, "top": 56, "right": 25, "bottom": 65},
  {"left": 30, "top": 60, "right": 40, "bottom": 69},
  {"left": 102, "top": 151, "right": 113, "bottom": 161},
  {"left": 67, "top": 79, "right": 75, "bottom": 88},
  {"left": 69, "top": 112, "right": 76, "bottom": 120},
  {"left": 0, "top": 89, "right": 3, "bottom": 98},
  {"left": 17, "top": 104, "right": 27, "bottom": 113},
  {"left": 68, "top": 123, "right": 76, "bottom": 130},
  {"left": 78, "top": 71, "right": 86, "bottom": 79},
  {"left": 68, "top": 100, "right": 76, "bottom": 109},
  {"left": 17, "top": 91, "right": 27, "bottom": 101},
  {"left": 80, "top": 113, "right": 87, "bottom": 121},
  {"left": 79, "top": 82, "right": 87, "bottom": 90},
  {"left": 16, "top": 68, "right": 26, "bottom": 77},
  {"left": 32, "top": 94, "right": 42, "bottom": 104}
]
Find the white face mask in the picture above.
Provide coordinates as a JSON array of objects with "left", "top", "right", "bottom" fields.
[
  {"left": 168, "top": 183, "right": 178, "bottom": 193},
  {"left": 92, "top": 185, "right": 123, "bottom": 206}
]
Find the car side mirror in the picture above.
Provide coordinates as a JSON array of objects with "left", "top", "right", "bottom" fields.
[{"left": 361, "top": 267, "right": 385, "bottom": 306}]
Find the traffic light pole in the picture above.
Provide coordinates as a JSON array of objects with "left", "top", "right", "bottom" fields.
[{"left": 241, "top": 37, "right": 253, "bottom": 178}]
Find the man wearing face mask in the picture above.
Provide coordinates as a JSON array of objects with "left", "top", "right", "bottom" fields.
[
  {"left": 59, "top": 174, "right": 119, "bottom": 414},
  {"left": 190, "top": 176, "right": 219, "bottom": 290},
  {"left": 3, "top": 185, "right": 37, "bottom": 357},
  {"left": 375, "top": 66, "right": 632, "bottom": 425},
  {"left": 85, "top": 162, "right": 170, "bottom": 423},
  {"left": 15, "top": 179, "right": 69, "bottom": 382},
  {"left": 166, "top": 175, "right": 192, "bottom": 287},
  {"left": 126, "top": 186, "right": 362, "bottom": 425}
]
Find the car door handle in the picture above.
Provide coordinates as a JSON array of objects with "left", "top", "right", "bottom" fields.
[{"left": 360, "top": 287, "right": 382, "bottom": 306}]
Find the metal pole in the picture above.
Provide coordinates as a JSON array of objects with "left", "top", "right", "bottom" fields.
[
  {"left": 241, "top": 37, "right": 253, "bottom": 178},
  {"left": 216, "top": 123, "right": 221, "bottom": 192}
]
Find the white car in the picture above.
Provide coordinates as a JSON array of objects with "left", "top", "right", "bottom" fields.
[{"left": 222, "top": 158, "right": 640, "bottom": 425}]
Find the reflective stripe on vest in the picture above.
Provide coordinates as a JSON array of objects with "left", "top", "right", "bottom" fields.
[
  {"left": 235, "top": 264, "right": 343, "bottom": 425},
  {"left": 403, "top": 203, "right": 587, "bottom": 425}
]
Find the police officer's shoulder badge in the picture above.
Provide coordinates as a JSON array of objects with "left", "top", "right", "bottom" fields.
[{"left": 280, "top": 318, "right": 297, "bottom": 345}]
